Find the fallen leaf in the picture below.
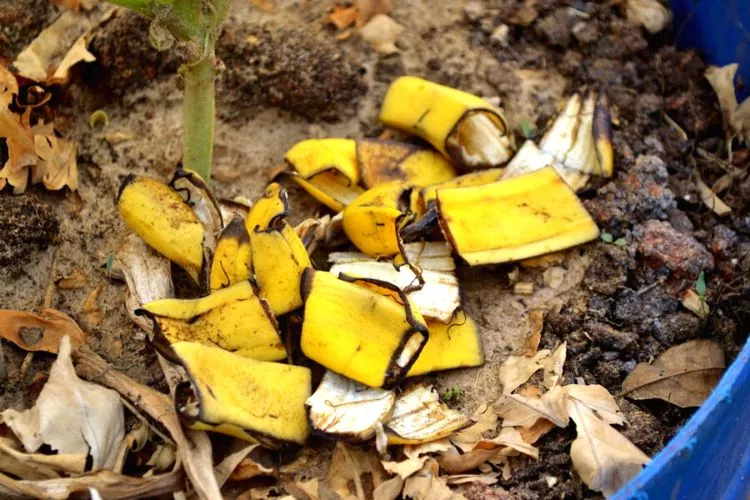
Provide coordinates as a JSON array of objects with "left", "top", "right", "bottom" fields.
[
  {"left": 284, "top": 478, "right": 320, "bottom": 500},
  {"left": 228, "top": 452, "right": 274, "bottom": 482},
  {"left": 51, "top": 35, "right": 95, "bottom": 83},
  {"left": 517, "top": 418, "right": 556, "bottom": 445},
  {"left": 626, "top": 0, "right": 672, "bottom": 34},
  {"left": 327, "top": 5, "right": 358, "bottom": 29},
  {"left": 437, "top": 448, "right": 498, "bottom": 475},
  {"left": 1, "top": 336, "right": 124, "bottom": 470},
  {"left": 705, "top": 64, "right": 750, "bottom": 148},
  {"left": 373, "top": 475, "right": 403, "bottom": 500},
  {"left": 494, "top": 385, "right": 569, "bottom": 428},
  {"left": 0, "top": 308, "right": 88, "bottom": 353},
  {"left": 568, "top": 399, "right": 649, "bottom": 497},
  {"left": 445, "top": 473, "right": 499, "bottom": 485},
  {"left": 474, "top": 428, "right": 540, "bottom": 459},
  {"left": 696, "top": 176, "right": 731, "bottom": 216},
  {"left": 540, "top": 342, "right": 567, "bottom": 388},
  {"left": 355, "top": 0, "right": 393, "bottom": 26},
  {"left": 621, "top": 339, "right": 724, "bottom": 408},
  {"left": 0, "top": 437, "right": 86, "bottom": 480},
  {"left": 681, "top": 289, "right": 709, "bottom": 319},
  {"left": 565, "top": 384, "right": 626, "bottom": 426},
  {"left": 403, "top": 460, "right": 465, "bottom": 500},
  {"left": 57, "top": 268, "right": 88, "bottom": 289},
  {"left": 497, "top": 349, "right": 550, "bottom": 394},
  {"left": 32, "top": 122, "right": 78, "bottom": 191},
  {"left": 0, "top": 64, "right": 18, "bottom": 101},
  {"left": 213, "top": 442, "right": 264, "bottom": 486},
  {"left": 521, "top": 310, "right": 544, "bottom": 356},
  {"left": 359, "top": 15, "right": 404, "bottom": 55},
  {"left": 450, "top": 404, "right": 498, "bottom": 452},
  {"left": 81, "top": 287, "right": 102, "bottom": 326},
  {"left": 382, "top": 440, "right": 452, "bottom": 479},
  {"left": 0, "top": 104, "right": 36, "bottom": 193},
  {"left": 326, "top": 442, "right": 387, "bottom": 499}
]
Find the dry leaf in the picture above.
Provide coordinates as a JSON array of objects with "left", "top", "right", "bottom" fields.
[
  {"left": 0, "top": 105, "right": 36, "bottom": 193},
  {"left": 57, "top": 268, "right": 88, "bottom": 289},
  {"left": 326, "top": 442, "right": 387, "bottom": 499},
  {"left": 213, "top": 442, "right": 262, "bottom": 486},
  {"left": 81, "top": 287, "right": 102, "bottom": 326},
  {"left": 0, "top": 64, "right": 18, "bottom": 101},
  {"left": 497, "top": 349, "right": 550, "bottom": 394},
  {"left": 32, "top": 123, "right": 78, "bottom": 191},
  {"left": 681, "top": 289, "right": 710, "bottom": 319},
  {"left": 403, "top": 461, "right": 466, "bottom": 500},
  {"left": 285, "top": 478, "right": 320, "bottom": 500},
  {"left": 705, "top": 64, "right": 750, "bottom": 148},
  {"left": 373, "top": 475, "right": 403, "bottom": 500},
  {"left": 382, "top": 440, "right": 452, "bottom": 479},
  {"left": 1, "top": 337, "right": 124, "bottom": 470},
  {"left": 521, "top": 310, "right": 544, "bottom": 356},
  {"left": 73, "top": 347, "right": 222, "bottom": 499},
  {"left": 568, "top": 399, "right": 649, "bottom": 497},
  {"left": 359, "top": 15, "right": 404, "bottom": 55},
  {"left": 51, "top": 35, "right": 95, "bottom": 83},
  {"left": 565, "top": 384, "right": 626, "bottom": 426},
  {"left": 517, "top": 418, "right": 556, "bottom": 445},
  {"left": 437, "top": 448, "right": 499, "bottom": 475},
  {"left": 327, "top": 5, "right": 358, "bottom": 29},
  {"left": 450, "top": 404, "right": 499, "bottom": 452},
  {"left": 228, "top": 453, "right": 275, "bottom": 482},
  {"left": 696, "top": 176, "right": 731, "bottom": 216},
  {"left": 621, "top": 339, "right": 724, "bottom": 408},
  {"left": 494, "top": 385, "right": 569, "bottom": 428},
  {"left": 355, "top": 0, "right": 393, "bottom": 26},
  {"left": 445, "top": 473, "right": 499, "bottom": 485},
  {"left": 474, "top": 428, "right": 540, "bottom": 459},
  {"left": 626, "top": 0, "right": 672, "bottom": 34},
  {"left": 543, "top": 267, "right": 566, "bottom": 289},
  {"left": 540, "top": 342, "right": 567, "bottom": 388},
  {"left": 0, "top": 437, "right": 86, "bottom": 480},
  {"left": 0, "top": 308, "right": 88, "bottom": 353}
]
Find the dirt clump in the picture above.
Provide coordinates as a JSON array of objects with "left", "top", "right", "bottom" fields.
[
  {"left": 635, "top": 219, "right": 715, "bottom": 279},
  {"left": 216, "top": 22, "right": 367, "bottom": 122}
]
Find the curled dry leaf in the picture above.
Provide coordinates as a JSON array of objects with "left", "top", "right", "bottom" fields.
[
  {"left": 626, "top": 0, "right": 672, "bottom": 34},
  {"left": 81, "top": 287, "right": 102, "bottom": 327},
  {"left": 327, "top": 5, "right": 358, "bottom": 29},
  {"left": 0, "top": 308, "right": 87, "bottom": 353},
  {"left": 1, "top": 337, "right": 123, "bottom": 470},
  {"left": 696, "top": 176, "right": 731, "bottom": 216},
  {"left": 381, "top": 440, "right": 452, "bottom": 479},
  {"left": 325, "top": 442, "right": 388, "bottom": 499},
  {"left": 621, "top": 339, "right": 725, "bottom": 408},
  {"left": 521, "top": 310, "right": 544, "bottom": 356},
  {"left": 57, "top": 268, "right": 88, "bottom": 289},
  {"left": 32, "top": 123, "right": 79, "bottom": 191},
  {"left": 402, "top": 460, "right": 466, "bottom": 500},
  {"left": 681, "top": 289, "right": 710, "bottom": 319},
  {"left": 0, "top": 437, "right": 85, "bottom": 480},
  {"left": 438, "top": 448, "right": 499, "bottom": 475},
  {"left": 497, "top": 349, "right": 550, "bottom": 394},
  {"left": 450, "top": 404, "right": 498, "bottom": 452},
  {"left": 568, "top": 399, "right": 649, "bottom": 497},
  {"left": 224, "top": 446, "right": 274, "bottom": 483},
  {"left": 0, "top": 102, "right": 36, "bottom": 193},
  {"left": 474, "top": 427, "right": 540, "bottom": 459},
  {"left": 705, "top": 64, "right": 750, "bottom": 147},
  {"left": 493, "top": 385, "right": 569, "bottom": 428},
  {"left": 564, "top": 384, "right": 626, "bottom": 426},
  {"left": 445, "top": 473, "right": 499, "bottom": 485},
  {"left": 373, "top": 475, "right": 404, "bottom": 500},
  {"left": 359, "top": 15, "right": 404, "bottom": 55},
  {"left": 540, "top": 342, "right": 566, "bottom": 388}
]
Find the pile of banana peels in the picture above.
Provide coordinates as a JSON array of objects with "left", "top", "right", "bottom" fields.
[{"left": 115, "top": 77, "right": 613, "bottom": 450}]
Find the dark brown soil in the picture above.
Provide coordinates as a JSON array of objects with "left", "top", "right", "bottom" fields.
[{"left": 0, "top": 0, "right": 55, "bottom": 61}]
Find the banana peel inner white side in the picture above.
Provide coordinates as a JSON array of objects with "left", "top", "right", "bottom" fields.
[{"left": 385, "top": 386, "right": 471, "bottom": 445}]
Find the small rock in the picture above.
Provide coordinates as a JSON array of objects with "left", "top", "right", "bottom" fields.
[
  {"left": 709, "top": 224, "right": 739, "bottom": 259},
  {"left": 543, "top": 266, "right": 566, "bottom": 289},
  {"left": 667, "top": 208, "right": 694, "bottom": 234},
  {"left": 360, "top": 15, "right": 404, "bottom": 55},
  {"left": 614, "top": 287, "right": 680, "bottom": 332},
  {"left": 490, "top": 24, "right": 510, "bottom": 46},
  {"left": 585, "top": 321, "right": 638, "bottom": 350},
  {"left": 662, "top": 312, "right": 702, "bottom": 344},
  {"left": 536, "top": 8, "right": 572, "bottom": 47},
  {"left": 571, "top": 21, "right": 598, "bottom": 44},
  {"left": 635, "top": 220, "right": 714, "bottom": 278}
]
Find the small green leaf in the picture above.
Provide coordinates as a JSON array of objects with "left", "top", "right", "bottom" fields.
[
  {"left": 520, "top": 119, "right": 536, "bottom": 139},
  {"left": 696, "top": 271, "right": 706, "bottom": 297},
  {"left": 600, "top": 232, "right": 614, "bottom": 243},
  {"left": 441, "top": 387, "right": 464, "bottom": 404},
  {"left": 614, "top": 238, "right": 627, "bottom": 248}
]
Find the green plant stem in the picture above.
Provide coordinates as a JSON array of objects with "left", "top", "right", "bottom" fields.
[
  {"left": 182, "top": 54, "right": 215, "bottom": 181},
  {"left": 106, "top": 0, "right": 201, "bottom": 41}
]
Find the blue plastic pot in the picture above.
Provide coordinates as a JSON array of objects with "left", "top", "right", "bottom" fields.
[{"left": 616, "top": 2, "right": 750, "bottom": 498}]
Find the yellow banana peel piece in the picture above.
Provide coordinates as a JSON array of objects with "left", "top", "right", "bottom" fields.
[
  {"left": 385, "top": 386, "right": 471, "bottom": 445},
  {"left": 407, "top": 311, "right": 484, "bottom": 377},
  {"left": 380, "top": 76, "right": 514, "bottom": 170},
  {"left": 286, "top": 170, "right": 365, "bottom": 213},
  {"left": 169, "top": 341, "right": 311, "bottom": 446},
  {"left": 357, "top": 138, "right": 456, "bottom": 188},
  {"left": 285, "top": 138, "right": 359, "bottom": 185},
  {"left": 300, "top": 270, "right": 428, "bottom": 388},
  {"left": 139, "top": 281, "right": 286, "bottom": 361},
  {"left": 245, "top": 183, "right": 313, "bottom": 316},
  {"left": 117, "top": 175, "right": 205, "bottom": 283},
  {"left": 420, "top": 168, "right": 505, "bottom": 210},
  {"left": 306, "top": 371, "right": 396, "bottom": 442},
  {"left": 209, "top": 215, "right": 253, "bottom": 291},
  {"left": 342, "top": 181, "right": 412, "bottom": 258},
  {"left": 437, "top": 166, "right": 600, "bottom": 265}
]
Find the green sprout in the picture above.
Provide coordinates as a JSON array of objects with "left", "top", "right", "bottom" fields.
[
  {"left": 441, "top": 387, "right": 464, "bottom": 404},
  {"left": 600, "top": 232, "right": 614, "bottom": 243},
  {"left": 696, "top": 271, "right": 706, "bottom": 300},
  {"left": 519, "top": 119, "right": 537, "bottom": 139},
  {"left": 107, "top": 0, "right": 230, "bottom": 182}
]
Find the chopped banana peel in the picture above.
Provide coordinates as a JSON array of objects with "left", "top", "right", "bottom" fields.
[
  {"left": 342, "top": 181, "right": 413, "bottom": 258},
  {"left": 357, "top": 138, "right": 457, "bottom": 188},
  {"left": 284, "top": 138, "right": 359, "bottom": 185},
  {"left": 170, "top": 167, "right": 224, "bottom": 231},
  {"left": 116, "top": 175, "right": 205, "bottom": 283},
  {"left": 168, "top": 341, "right": 311, "bottom": 446},
  {"left": 284, "top": 170, "right": 365, "bottom": 212},
  {"left": 209, "top": 215, "right": 253, "bottom": 291},
  {"left": 138, "top": 281, "right": 286, "bottom": 361},
  {"left": 420, "top": 168, "right": 505, "bottom": 210},
  {"left": 246, "top": 183, "right": 312, "bottom": 315},
  {"left": 407, "top": 311, "right": 484, "bottom": 377},
  {"left": 384, "top": 386, "right": 471, "bottom": 444},
  {"left": 300, "top": 270, "right": 428, "bottom": 388},
  {"left": 306, "top": 371, "right": 396, "bottom": 442},
  {"left": 329, "top": 244, "right": 459, "bottom": 322},
  {"left": 437, "top": 167, "right": 599, "bottom": 265},
  {"left": 380, "top": 76, "right": 514, "bottom": 170}
]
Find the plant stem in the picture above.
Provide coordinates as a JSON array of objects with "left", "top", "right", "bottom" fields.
[{"left": 181, "top": 54, "right": 215, "bottom": 182}]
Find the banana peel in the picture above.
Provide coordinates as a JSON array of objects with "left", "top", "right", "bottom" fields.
[
  {"left": 246, "top": 183, "right": 312, "bottom": 316},
  {"left": 407, "top": 310, "right": 484, "bottom": 377},
  {"left": 437, "top": 166, "right": 600, "bottom": 265},
  {"left": 209, "top": 215, "right": 252, "bottom": 291},
  {"left": 285, "top": 170, "right": 365, "bottom": 213},
  {"left": 306, "top": 371, "right": 396, "bottom": 442},
  {"left": 117, "top": 175, "right": 205, "bottom": 283},
  {"left": 300, "top": 270, "right": 428, "bottom": 388},
  {"left": 357, "top": 139, "right": 456, "bottom": 188},
  {"left": 380, "top": 76, "right": 514, "bottom": 170},
  {"left": 138, "top": 281, "right": 286, "bottom": 361},
  {"left": 168, "top": 341, "right": 310, "bottom": 447},
  {"left": 385, "top": 386, "right": 471, "bottom": 444},
  {"left": 419, "top": 168, "right": 505, "bottom": 210},
  {"left": 329, "top": 242, "right": 459, "bottom": 323}
]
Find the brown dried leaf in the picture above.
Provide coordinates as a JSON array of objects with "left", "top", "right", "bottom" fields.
[
  {"left": 0, "top": 64, "right": 18, "bottom": 103},
  {"left": 568, "top": 399, "right": 649, "bottom": 497},
  {"left": 445, "top": 473, "right": 499, "bottom": 485},
  {"left": 213, "top": 442, "right": 260, "bottom": 486},
  {"left": 0, "top": 308, "right": 88, "bottom": 353},
  {"left": 497, "top": 349, "right": 550, "bottom": 394},
  {"left": 494, "top": 385, "right": 569, "bottom": 428},
  {"left": 517, "top": 418, "right": 556, "bottom": 445},
  {"left": 33, "top": 123, "right": 78, "bottom": 191},
  {"left": 521, "top": 310, "right": 544, "bottom": 356},
  {"left": 359, "top": 15, "right": 404, "bottom": 55},
  {"left": 327, "top": 5, "right": 359, "bottom": 29},
  {"left": 81, "top": 287, "right": 102, "bottom": 327},
  {"left": 0, "top": 437, "right": 85, "bottom": 480},
  {"left": 355, "top": 0, "right": 393, "bottom": 26},
  {"left": 228, "top": 452, "right": 274, "bottom": 482},
  {"left": 681, "top": 289, "right": 710, "bottom": 319},
  {"left": 696, "top": 176, "right": 731, "bottom": 216},
  {"left": 437, "top": 448, "right": 498, "bottom": 475},
  {"left": 565, "top": 384, "right": 626, "bottom": 426},
  {"left": 1, "top": 337, "right": 124, "bottom": 470},
  {"left": 57, "top": 268, "right": 88, "bottom": 289},
  {"left": 705, "top": 64, "right": 750, "bottom": 147},
  {"left": 0, "top": 105, "right": 36, "bottom": 193},
  {"left": 540, "top": 342, "right": 566, "bottom": 388},
  {"left": 51, "top": 36, "right": 95, "bottom": 84},
  {"left": 403, "top": 461, "right": 465, "bottom": 500},
  {"left": 381, "top": 440, "right": 452, "bottom": 479},
  {"left": 474, "top": 428, "right": 540, "bottom": 459},
  {"left": 450, "top": 404, "right": 498, "bottom": 452},
  {"left": 626, "top": 0, "right": 671, "bottom": 34},
  {"left": 621, "top": 339, "right": 724, "bottom": 408},
  {"left": 373, "top": 475, "right": 403, "bottom": 500},
  {"left": 326, "top": 442, "right": 387, "bottom": 499}
]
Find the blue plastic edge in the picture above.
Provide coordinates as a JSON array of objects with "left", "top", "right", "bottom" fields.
[{"left": 614, "top": 335, "right": 750, "bottom": 500}]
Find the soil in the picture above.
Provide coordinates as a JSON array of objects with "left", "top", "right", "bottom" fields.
[{"left": 1, "top": 0, "right": 749, "bottom": 498}]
